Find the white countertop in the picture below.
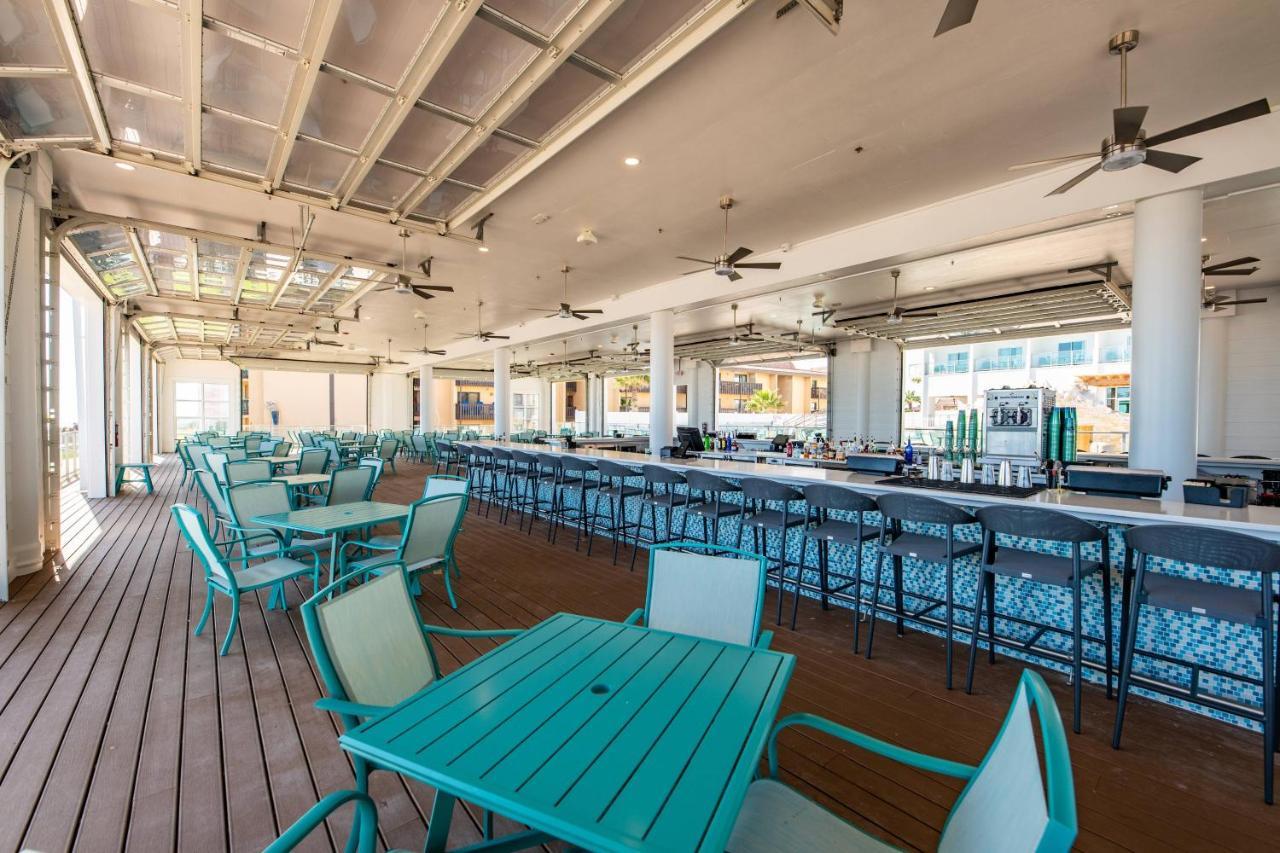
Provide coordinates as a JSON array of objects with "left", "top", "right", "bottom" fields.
[{"left": 477, "top": 440, "right": 1280, "bottom": 539}]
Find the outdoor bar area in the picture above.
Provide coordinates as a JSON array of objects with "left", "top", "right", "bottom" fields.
[{"left": 1, "top": 1, "right": 1280, "bottom": 851}]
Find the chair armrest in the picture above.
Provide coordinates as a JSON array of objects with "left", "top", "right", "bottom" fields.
[
  {"left": 225, "top": 524, "right": 285, "bottom": 546},
  {"left": 766, "top": 712, "right": 976, "bottom": 780},
  {"left": 264, "top": 790, "right": 377, "bottom": 853},
  {"left": 623, "top": 608, "right": 644, "bottom": 626},
  {"left": 314, "top": 697, "right": 390, "bottom": 719},
  {"left": 755, "top": 630, "right": 774, "bottom": 649},
  {"left": 421, "top": 623, "right": 525, "bottom": 639}
]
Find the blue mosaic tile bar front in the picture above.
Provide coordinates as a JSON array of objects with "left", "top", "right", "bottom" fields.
[{"left": 461, "top": 454, "right": 1277, "bottom": 733}]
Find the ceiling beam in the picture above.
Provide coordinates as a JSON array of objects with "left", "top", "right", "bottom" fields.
[
  {"left": 185, "top": 236, "right": 201, "bottom": 301},
  {"left": 44, "top": 0, "right": 112, "bottom": 152},
  {"left": 332, "top": 274, "right": 388, "bottom": 315},
  {"left": 179, "top": 0, "right": 203, "bottom": 172},
  {"left": 129, "top": 295, "right": 340, "bottom": 328},
  {"left": 448, "top": 0, "right": 756, "bottom": 226},
  {"left": 264, "top": 0, "right": 343, "bottom": 189},
  {"left": 125, "top": 227, "right": 160, "bottom": 296},
  {"left": 334, "top": 3, "right": 482, "bottom": 207},
  {"left": 229, "top": 247, "right": 252, "bottom": 304},
  {"left": 268, "top": 207, "right": 316, "bottom": 309},
  {"left": 395, "top": 0, "right": 620, "bottom": 217},
  {"left": 301, "top": 263, "right": 347, "bottom": 311}
]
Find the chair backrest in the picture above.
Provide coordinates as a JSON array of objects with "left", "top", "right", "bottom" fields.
[
  {"left": 642, "top": 464, "right": 685, "bottom": 486},
  {"left": 1125, "top": 524, "right": 1280, "bottom": 573},
  {"left": 298, "top": 447, "right": 329, "bottom": 475},
  {"left": 976, "top": 505, "right": 1103, "bottom": 545},
  {"left": 208, "top": 436, "right": 230, "bottom": 448},
  {"left": 244, "top": 435, "right": 262, "bottom": 452},
  {"left": 226, "top": 479, "right": 292, "bottom": 529},
  {"left": 685, "top": 469, "right": 741, "bottom": 495},
  {"left": 412, "top": 434, "right": 429, "bottom": 453},
  {"left": 187, "top": 443, "right": 211, "bottom": 473},
  {"left": 340, "top": 431, "right": 356, "bottom": 441},
  {"left": 172, "top": 504, "right": 237, "bottom": 590},
  {"left": 740, "top": 477, "right": 802, "bottom": 504},
  {"left": 644, "top": 543, "right": 767, "bottom": 647},
  {"left": 327, "top": 465, "right": 375, "bottom": 506},
  {"left": 559, "top": 455, "right": 596, "bottom": 476},
  {"left": 423, "top": 474, "right": 470, "bottom": 499},
  {"left": 357, "top": 458, "right": 383, "bottom": 498},
  {"left": 272, "top": 440, "right": 293, "bottom": 457},
  {"left": 377, "top": 438, "right": 398, "bottom": 461},
  {"left": 224, "top": 447, "right": 248, "bottom": 462},
  {"left": 319, "top": 438, "right": 343, "bottom": 468},
  {"left": 195, "top": 469, "right": 231, "bottom": 519},
  {"left": 204, "top": 451, "right": 230, "bottom": 484},
  {"left": 596, "top": 459, "right": 640, "bottom": 480},
  {"left": 938, "top": 669, "right": 1076, "bottom": 852},
  {"left": 804, "top": 483, "right": 876, "bottom": 515},
  {"left": 225, "top": 459, "right": 273, "bottom": 485},
  {"left": 400, "top": 494, "right": 467, "bottom": 568},
  {"left": 301, "top": 570, "right": 437, "bottom": 709},
  {"left": 877, "top": 492, "right": 974, "bottom": 527}
]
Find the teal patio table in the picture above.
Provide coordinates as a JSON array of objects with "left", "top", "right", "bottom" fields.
[
  {"left": 252, "top": 501, "right": 407, "bottom": 582},
  {"left": 340, "top": 612, "right": 795, "bottom": 853}
]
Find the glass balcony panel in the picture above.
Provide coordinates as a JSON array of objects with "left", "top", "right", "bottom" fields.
[
  {"left": 204, "top": 0, "right": 310, "bottom": 49},
  {"left": 202, "top": 111, "right": 274, "bottom": 175},
  {"left": 79, "top": 0, "right": 181, "bottom": 95},
  {"left": 100, "top": 86, "right": 185, "bottom": 154},
  {"left": 300, "top": 71, "right": 390, "bottom": 150},
  {"left": 422, "top": 18, "right": 539, "bottom": 119},
  {"left": 450, "top": 134, "right": 525, "bottom": 186},
  {"left": 0, "top": 0, "right": 66, "bottom": 66},
  {"left": 203, "top": 29, "right": 293, "bottom": 124},
  {"left": 381, "top": 105, "right": 466, "bottom": 171},
  {"left": 326, "top": 0, "right": 447, "bottom": 86},
  {"left": 485, "top": 0, "right": 584, "bottom": 37},
  {"left": 283, "top": 137, "right": 355, "bottom": 193},
  {"left": 0, "top": 77, "right": 89, "bottom": 137},
  {"left": 500, "top": 61, "right": 607, "bottom": 141},
  {"left": 576, "top": 0, "right": 704, "bottom": 73},
  {"left": 413, "top": 181, "right": 474, "bottom": 220},
  {"left": 352, "top": 162, "right": 419, "bottom": 207}
]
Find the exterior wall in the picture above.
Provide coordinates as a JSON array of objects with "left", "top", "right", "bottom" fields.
[
  {"left": 829, "top": 337, "right": 901, "bottom": 443},
  {"left": 157, "top": 358, "right": 240, "bottom": 450},
  {"left": 243, "top": 369, "right": 368, "bottom": 433},
  {"left": 716, "top": 367, "right": 827, "bottom": 415}
]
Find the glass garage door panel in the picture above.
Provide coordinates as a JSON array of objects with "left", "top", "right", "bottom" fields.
[
  {"left": 100, "top": 87, "right": 184, "bottom": 154},
  {"left": 204, "top": 0, "right": 311, "bottom": 50},
  {"left": 202, "top": 111, "right": 274, "bottom": 176},
  {"left": 485, "top": 0, "right": 584, "bottom": 37},
  {"left": 352, "top": 162, "right": 419, "bottom": 208},
  {"left": 0, "top": 0, "right": 65, "bottom": 67},
  {"left": 450, "top": 135, "right": 526, "bottom": 187},
  {"left": 326, "top": 0, "right": 447, "bottom": 87},
  {"left": 422, "top": 17, "right": 539, "bottom": 120},
  {"left": 203, "top": 29, "right": 293, "bottom": 125},
  {"left": 577, "top": 0, "right": 705, "bottom": 73},
  {"left": 283, "top": 137, "right": 356, "bottom": 194},
  {"left": 79, "top": 0, "right": 182, "bottom": 94},
  {"left": 381, "top": 105, "right": 466, "bottom": 172},
  {"left": 500, "top": 61, "right": 607, "bottom": 141},
  {"left": 413, "top": 182, "right": 474, "bottom": 221},
  {"left": 300, "top": 71, "right": 390, "bottom": 151},
  {"left": 0, "top": 77, "right": 89, "bottom": 137}
]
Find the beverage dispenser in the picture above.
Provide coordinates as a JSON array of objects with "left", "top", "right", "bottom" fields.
[{"left": 982, "top": 387, "right": 1057, "bottom": 467}]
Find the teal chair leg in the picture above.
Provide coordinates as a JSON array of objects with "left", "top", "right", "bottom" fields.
[
  {"left": 441, "top": 568, "right": 457, "bottom": 610},
  {"left": 219, "top": 598, "right": 240, "bottom": 656},
  {"left": 142, "top": 467, "right": 154, "bottom": 494},
  {"left": 194, "top": 588, "right": 214, "bottom": 636},
  {"left": 113, "top": 466, "right": 124, "bottom": 492}
]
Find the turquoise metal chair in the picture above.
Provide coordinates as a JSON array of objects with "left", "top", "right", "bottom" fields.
[
  {"left": 339, "top": 493, "right": 467, "bottom": 606},
  {"left": 194, "top": 469, "right": 232, "bottom": 539},
  {"left": 175, "top": 441, "right": 196, "bottom": 486},
  {"left": 297, "top": 447, "right": 329, "bottom": 475},
  {"left": 625, "top": 542, "right": 773, "bottom": 649},
  {"left": 266, "top": 789, "right": 378, "bottom": 853},
  {"left": 225, "top": 458, "right": 272, "bottom": 485},
  {"left": 356, "top": 458, "right": 384, "bottom": 498},
  {"left": 374, "top": 437, "right": 399, "bottom": 473},
  {"left": 174, "top": 504, "right": 322, "bottom": 656},
  {"left": 423, "top": 473, "right": 470, "bottom": 499},
  {"left": 299, "top": 569, "right": 522, "bottom": 841},
  {"left": 203, "top": 450, "right": 230, "bottom": 485},
  {"left": 323, "top": 465, "right": 376, "bottom": 507},
  {"left": 225, "top": 480, "right": 332, "bottom": 558},
  {"left": 726, "top": 669, "right": 1077, "bottom": 853}
]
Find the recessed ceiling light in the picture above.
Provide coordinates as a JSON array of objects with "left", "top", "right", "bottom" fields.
[
  {"left": 478, "top": 245, "right": 490, "bottom": 253},
  {"left": 114, "top": 161, "right": 136, "bottom": 171},
  {"left": 924, "top": 286, "right": 936, "bottom": 291},
  {"left": 1201, "top": 237, "right": 1208, "bottom": 243},
  {"left": 623, "top": 156, "right": 641, "bottom": 167}
]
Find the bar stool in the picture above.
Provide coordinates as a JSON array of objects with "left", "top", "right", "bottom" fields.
[
  {"left": 795, "top": 484, "right": 878, "bottom": 642},
  {"left": 1113, "top": 523, "right": 1280, "bottom": 802},
  {"left": 528, "top": 453, "right": 563, "bottom": 540},
  {"left": 868, "top": 493, "right": 980, "bottom": 689},
  {"left": 736, "top": 478, "right": 807, "bottom": 625},
  {"left": 487, "top": 447, "right": 515, "bottom": 522},
  {"left": 504, "top": 449, "right": 548, "bottom": 531},
  {"left": 589, "top": 459, "right": 643, "bottom": 565},
  {"left": 468, "top": 445, "right": 498, "bottom": 515},
  {"left": 433, "top": 437, "right": 460, "bottom": 475},
  {"left": 681, "top": 470, "right": 743, "bottom": 554},
  {"left": 550, "top": 456, "right": 598, "bottom": 550},
  {"left": 629, "top": 466, "right": 690, "bottom": 571},
  {"left": 965, "top": 505, "right": 1112, "bottom": 733}
]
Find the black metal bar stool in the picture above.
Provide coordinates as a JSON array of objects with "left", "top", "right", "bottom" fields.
[
  {"left": 964, "top": 505, "right": 1112, "bottom": 733},
  {"left": 505, "top": 449, "right": 550, "bottom": 531},
  {"left": 680, "top": 470, "right": 743, "bottom": 554},
  {"left": 629, "top": 466, "right": 690, "bottom": 571},
  {"left": 736, "top": 477, "right": 807, "bottom": 625},
  {"left": 527, "top": 453, "right": 563, "bottom": 540},
  {"left": 468, "top": 445, "right": 498, "bottom": 515},
  {"left": 550, "top": 456, "right": 599, "bottom": 550},
  {"left": 589, "top": 459, "right": 643, "bottom": 565},
  {"left": 1113, "top": 523, "right": 1280, "bottom": 802},
  {"left": 869, "top": 493, "right": 980, "bottom": 689},
  {"left": 795, "top": 484, "right": 878, "bottom": 642},
  {"left": 433, "top": 437, "right": 460, "bottom": 475},
  {"left": 486, "top": 446, "right": 515, "bottom": 522}
]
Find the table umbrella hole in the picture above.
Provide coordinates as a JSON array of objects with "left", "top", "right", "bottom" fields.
[{"left": 590, "top": 683, "right": 611, "bottom": 695}]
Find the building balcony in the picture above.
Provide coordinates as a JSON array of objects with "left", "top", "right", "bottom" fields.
[
  {"left": 455, "top": 402, "right": 494, "bottom": 420},
  {"left": 810, "top": 387, "right": 828, "bottom": 399},
  {"left": 1099, "top": 347, "right": 1132, "bottom": 364},
  {"left": 931, "top": 363, "right": 969, "bottom": 375},
  {"left": 719, "top": 381, "right": 762, "bottom": 395},
  {"left": 457, "top": 378, "right": 495, "bottom": 387},
  {"left": 974, "top": 357, "right": 1025, "bottom": 372},
  {"left": 1033, "top": 352, "right": 1089, "bottom": 368}
]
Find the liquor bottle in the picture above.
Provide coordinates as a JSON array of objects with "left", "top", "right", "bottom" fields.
[{"left": 904, "top": 438, "right": 915, "bottom": 465}]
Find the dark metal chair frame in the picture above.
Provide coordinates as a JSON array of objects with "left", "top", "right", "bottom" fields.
[
  {"left": 629, "top": 466, "right": 690, "bottom": 572},
  {"left": 548, "top": 455, "right": 599, "bottom": 551},
  {"left": 588, "top": 459, "right": 643, "bottom": 566},
  {"left": 735, "top": 477, "right": 807, "bottom": 626},
  {"left": 680, "top": 469, "right": 743, "bottom": 555},
  {"left": 792, "top": 484, "right": 878, "bottom": 642},
  {"left": 525, "top": 453, "right": 562, "bottom": 540}
]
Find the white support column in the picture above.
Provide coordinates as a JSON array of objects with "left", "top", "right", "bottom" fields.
[
  {"left": 1197, "top": 314, "right": 1229, "bottom": 457},
  {"left": 418, "top": 365, "right": 435, "bottom": 433},
  {"left": 1129, "top": 188, "right": 1203, "bottom": 486},
  {"left": 648, "top": 310, "right": 674, "bottom": 451},
  {"left": 539, "top": 378, "right": 553, "bottom": 433},
  {"left": 586, "top": 374, "right": 605, "bottom": 434},
  {"left": 493, "top": 347, "right": 511, "bottom": 438}
]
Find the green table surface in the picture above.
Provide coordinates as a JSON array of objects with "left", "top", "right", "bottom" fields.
[
  {"left": 341, "top": 612, "right": 795, "bottom": 852},
  {"left": 272, "top": 473, "right": 331, "bottom": 487},
  {"left": 251, "top": 501, "right": 407, "bottom": 536}
]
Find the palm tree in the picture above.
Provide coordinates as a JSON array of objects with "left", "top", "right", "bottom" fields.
[{"left": 745, "top": 389, "right": 784, "bottom": 414}]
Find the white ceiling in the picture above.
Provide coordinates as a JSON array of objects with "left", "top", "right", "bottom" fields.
[{"left": 45, "top": 0, "right": 1280, "bottom": 364}]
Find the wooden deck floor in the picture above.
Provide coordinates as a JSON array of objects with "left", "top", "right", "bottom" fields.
[{"left": 2, "top": 455, "right": 1278, "bottom": 852}]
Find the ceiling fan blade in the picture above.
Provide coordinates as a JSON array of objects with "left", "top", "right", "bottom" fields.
[
  {"left": 572, "top": 313, "right": 589, "bottom": 320},
  {"left": 1144, "top": 99, "right": 1271, "bottom": 147},
  {"left": 682, "top": 268, "right": 713, "bottom": 276},
  {"left": 727, "top": 271, "right": 743, "bottom": 283},
  {"left": 1202, "top": 256, "right": 1260, "bottom": 273},
  {"left": 525, "top": 307, "right": 561, "bottom": 312},
  {"left": 373, "top": 285, "right": 393, "bottom": 292},
  {"left": 573, "top": 308, "right": 604, "bottom": 314},
  {"left": 1008, "top": 152, "right": 1097, "bottom": 171},
  {"left": 1143, "top": 149, "right": 1201, "bottom": 173},
  {"left": 733, "top": 262, "right": 782, "bottom": 270},
  {"left": 411, "top": 284, "right": 454, "bottom": 293},
  {"left": 486, "top": 334, "right": 511, "bottom": 340},
  {"left": 1113, "top": 105, "right": 1149, "bottom": 146},
  {"left": 428, "top": 349, "right": 447, "bottom": 355},
  {"left": 410, "top": 290, "right": 435, "bottom": 302},
  {"left": 902, "top": 311, "right": 940, "bottom": 319},
  {"left": 934, "top": 0, "right": 978, "bottom": 35},
  {"left": 1047, "top": 163, "right": 1101, "bottom": 196},
  {"left": 1216, "top": 298, "right": 1268, "bottom": 307},
  {"left": 725, "top": 246, "right": 753, "bottom": 265},
  {"left": 675, "top": 255, "right": 715, "bottom": 265},
  {"left": 1203, "top": 267, "right": 1259, "bottom": 276}
]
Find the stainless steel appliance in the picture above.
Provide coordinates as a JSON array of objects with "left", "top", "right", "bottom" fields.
[
  {"left": 1063, "top": 465, "right": 1169, "bottom": 499},
  {"left": 982, "top": 387, "right": 1056, "bottom": 466}
]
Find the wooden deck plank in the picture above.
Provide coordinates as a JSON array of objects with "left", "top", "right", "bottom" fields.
[{"left": 1, "top": 454, "right": 1278, "bottom": 852}]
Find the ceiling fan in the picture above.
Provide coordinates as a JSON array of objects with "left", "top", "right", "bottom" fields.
[
  {"left": 934, "top": 0, "right": 978, "bottom": 37},
  {"left": 1010, "top": 31, "right": 1271, "bottom": 196},
  {"left": 622, "top": 324, "right": 648, "bottom": 356},
  {"left": 373, "top": 229, "right": 456, "bottom": 302},
  {"left": 455, "top": 300, "right": 510, "bottom": 342},
  {"left": 1202, "top": 255, "right": 1266, "bottom": 311},
  {"left": 374, "top": 338, "right": 408, "bottom": 366},
  {"left": 811, "top": 292, "right": 843, "bottom": 325},
  {"left": 882, "top": 270, "right": 938, "bottom": 325},
  {"left": 401, "top": 323, "right": 446, "bottom": 356},
  {"left": 678, "top": 197, "right": 782, "bottom": 282},
  {"left": 526, "top": 266, "right": 604, "bottom": 320},
  {"left": 728, "top": 303, "right": 765, "bottom": 345},
  {"left": 309, "top": 335, "right": 344, "bottom": 348}
]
